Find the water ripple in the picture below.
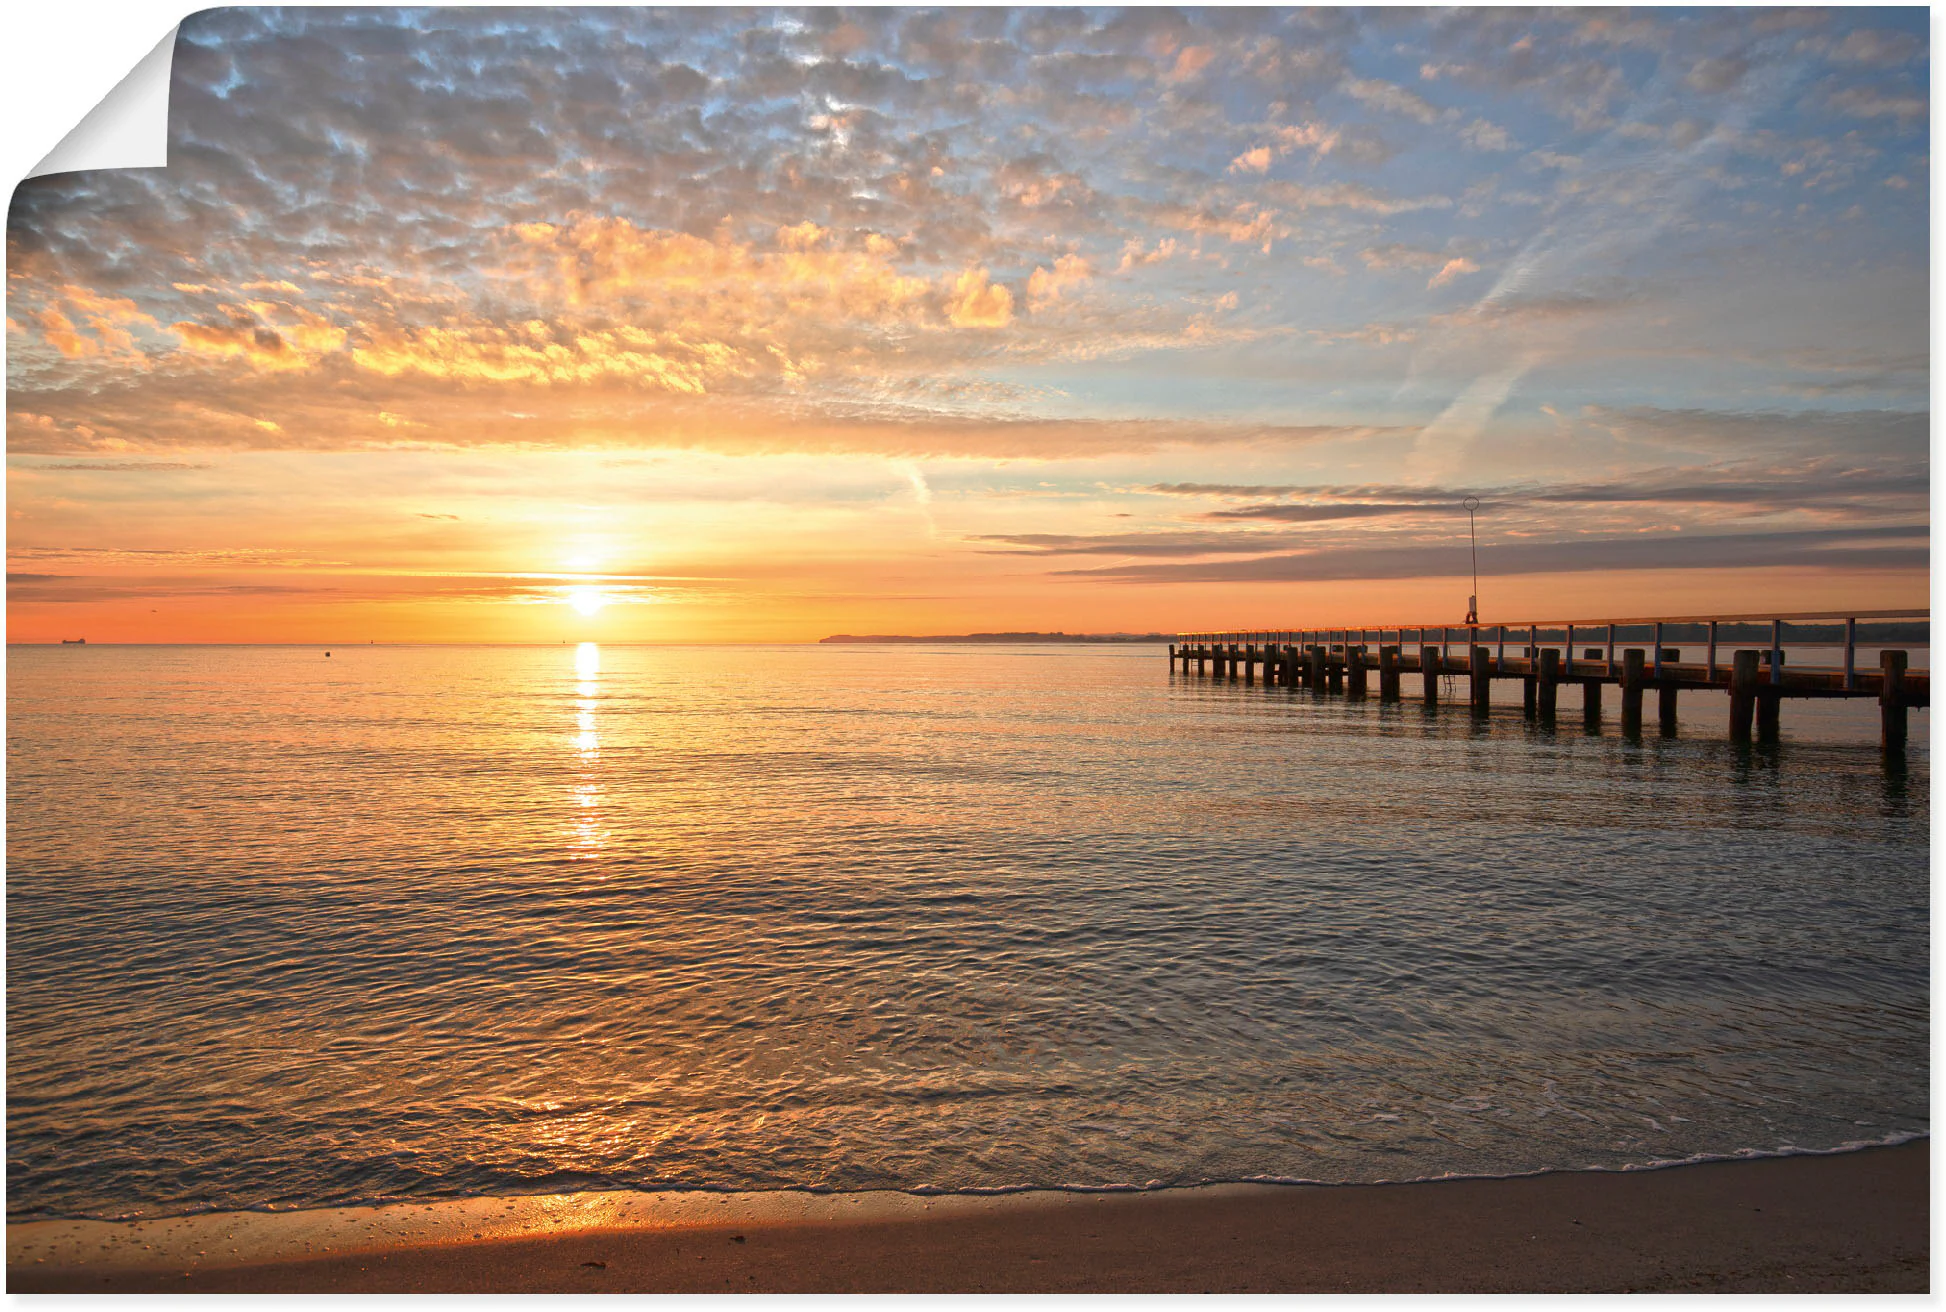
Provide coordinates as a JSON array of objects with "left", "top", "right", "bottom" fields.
[{"left": 6, "top": 643, "right": 1929, "bottom": 1220}]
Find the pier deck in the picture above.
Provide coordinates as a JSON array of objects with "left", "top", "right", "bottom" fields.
[{"left": 1170, "top": 610, "right": 1929, "bottom": 753}]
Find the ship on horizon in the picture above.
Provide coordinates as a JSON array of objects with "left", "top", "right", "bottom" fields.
[{"left": 60, "top": 638, "right": 86, "bottom": 644}]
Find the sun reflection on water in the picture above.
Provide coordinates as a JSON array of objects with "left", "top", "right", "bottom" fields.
[{"left": 569, "top": 642, "right": 606, "bottom": 858}]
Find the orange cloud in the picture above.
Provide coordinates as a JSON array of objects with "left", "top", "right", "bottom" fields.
[
  {"left": 1427, "top": 256, "right": 1482, "bottom": 289},
  {"left": 351, "top": 320, "right": 745, "bottom": 391},
  {"left": 1228, "top": 146, "right": 1274, "bottom": 174},
  {"left": 24, "top": 285, "right": 159, "bottom": 360},
  {"left": 1229, "top": 123, "right": 1340, "bottom": 174},
  {"left": 1165, "top": 45, "right": 1215, "bottom": 82},
  {"left": 944, "top": 267, "right": 1015, "bottom": 329},
  {"left": 1027, "top": 254, "right": 1093, "bottom": 311},
  {"left": 505, "top": 214, "right": 931, "bottom": 322},
  {"left": 170, "top": 301, "right": 347, "bottom": 372}
]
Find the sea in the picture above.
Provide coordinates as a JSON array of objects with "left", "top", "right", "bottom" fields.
[{"left": 6, "top": 642, "right": 1929, "bottom": 1222}]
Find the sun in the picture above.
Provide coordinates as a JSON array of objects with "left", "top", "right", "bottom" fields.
[{"left": 565, "top": 584, "right": 607, "bottom": 617}]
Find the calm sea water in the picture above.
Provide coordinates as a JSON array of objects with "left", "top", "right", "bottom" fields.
[{"left": 7, "top": 643, "right": 1929, "bottom": 1221}]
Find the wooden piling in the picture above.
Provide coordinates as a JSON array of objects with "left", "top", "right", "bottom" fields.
[
  {"left": 1620, "top": 648, "right": 1645, "bottom": 736},
  {"left": 1582, "top": 676, "right": 1602, "bottom": 726},
  {"left": 1347, "top": 646, "right": 1369, "bottom": 699},
  {"left": 1729, "top": 650, "right": 1758, "bottom": 741},
  {"left": 1537, "top": 648, "right": 1559, "bottom": 720},
  {"left": 1757, "top": 686, "right": 1781, "bottom": 739},
  {"left": 1422, "top": 646, "right": 1440, "bottom": 705},
  {"left": 1881, "top": 649, "right": 1908, "bottom": 753},
  {"left": 1470, "top": 645, "right": 1492, "bottom": 715},
  {"left": 1378, "top": 645, "right": 1400, "bottom": 701},
  {"left": 1522, "top": 675, "right": 1536, "bottom": 718},
  {"left": 1657, "top": 684, "right": 1679, "bottom": 736},
  {"left": 1308, "top": 644, "right": 1325, "bottom": 692}
]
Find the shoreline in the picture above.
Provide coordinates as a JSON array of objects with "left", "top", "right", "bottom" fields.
[{"left": 10, "top": 1139, "right": 1928, "bottom": 1293}]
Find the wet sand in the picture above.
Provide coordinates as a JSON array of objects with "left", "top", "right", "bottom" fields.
[{"left": 10, "top": 1141, "right": 1927, "bottom": 1293}]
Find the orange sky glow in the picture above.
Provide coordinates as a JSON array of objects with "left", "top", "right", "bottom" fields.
[{"left": 7, "top": 9, "right": 1928, "bottom": 643}]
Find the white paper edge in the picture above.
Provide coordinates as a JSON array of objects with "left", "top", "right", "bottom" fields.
[{"left": 28, "top": 24, "right": 178, "bottom": 179}]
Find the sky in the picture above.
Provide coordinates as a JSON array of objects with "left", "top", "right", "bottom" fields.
[{"left": 5, "top": 6, "right": 1931, "bottom": 643}]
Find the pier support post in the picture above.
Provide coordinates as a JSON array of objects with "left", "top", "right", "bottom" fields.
[
  {"left": 1729, "top": 650, "right": 1758, "bottom": 742},
  {"left": 1537, "top": 649, "right": 1559, "bottom": 721},
  {"left": 1422, "top": 646, "right": 1441, "bottom": 705},
  {"left": 1620, "top": 648, "right": 1645, "bottom": 737},
  {"left": 1582, "top": 677, "right": 1602, "bottom": 727},
  {"left": 1308, "top": 644, "right": 1325, "bottom": 692},
  {"left": 1196, "top": 647, "right": 1207, "bottom": 676},
  {"left": 1522, "top": 675, "right": 1536, "bottom": 719},
  {"left": 1347, "top": 646, "right": 1369, "bottom": 699},
  {"left": 1378, "top": 645, "right": 1400, "bottom": 701},
  {"left": 1328, "top": 649, "right": 1344, "bottom": 693},
  {"left": 1657, "top": 685, "right": 1679, "bottom": 736},
  {"left": 1881, "top": 649, "right": 1908, "bottom": 755},
  {"left": 1470, "top": 646, "right": 1492, "bottom": 716},
  {"left": 1243, "top": 644, "right": 1256, "bottom": 685},
  {"left": 1757, "top": 686, "right": 1781, "bottom": 740}
]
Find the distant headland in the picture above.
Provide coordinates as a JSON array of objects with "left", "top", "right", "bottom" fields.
[{"left": 819, "top": 632, "right": 1172, "bottom": 644}]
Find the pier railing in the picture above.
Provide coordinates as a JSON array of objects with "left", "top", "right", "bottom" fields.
[{"left": 1169, "top": 609, "right": 1928, "bottom": 750}]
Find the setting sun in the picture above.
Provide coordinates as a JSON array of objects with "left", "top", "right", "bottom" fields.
[{"left": 565, "top": 584, "right": 607, "bottom": 617}]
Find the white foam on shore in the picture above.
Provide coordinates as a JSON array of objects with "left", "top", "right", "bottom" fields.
[{"left": 7, "top": 1132, "right": 1925, "bottom": 1277}]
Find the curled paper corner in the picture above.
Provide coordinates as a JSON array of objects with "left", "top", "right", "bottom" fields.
[{"left": 28, "top": 25, "right": 179, "bottom": 179}]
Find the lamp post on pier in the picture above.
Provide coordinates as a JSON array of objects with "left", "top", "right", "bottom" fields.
[{"left": 1463, "top": 496, "right": 1480, "bottom": 626}]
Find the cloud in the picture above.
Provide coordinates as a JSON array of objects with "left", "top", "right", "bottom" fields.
[
  {"left": 1261, "top": 180, "right": 1453, "bottom": 215},
  {"left": 1579, "top": 405, "right": 1927, "bottom": 456},
  {"left": 944, "top": 267, "right": 1015, "bottom": 329},
  {"left": 1229, "top": 121, "right": 1342, "bottom": 173},
  {"left": 1228, "top": 146, "right": 1274, "bottom": 174},
  {"left": 172, "top": 302, "right": 348, "bottom": 373},
  {"left": 1359, "top": 244, "right": 1447, "bottom": 272},
  {"left": 1458, "top": 118, "right": 1516, "bottom": 151},
  {"left": 1827, "top": 29, "right": 1924, "bottom": 67},
  {"left": 1164, "top": 44, "right": 1216, "bottom": 83},
  {"left": 1026, "top": 254, "right": 1093, "bottom": 311},
  {"left": 1170, "top": 463, "right": 1927, "bottom": 522},
  {"left": 971, "top": 530, "right": 1319, "bottom": 557},
  {"left": 1200, "top": 502, "right": 1450, "bottom": 523},
  {"left": 22, "top": 461, "right": 210, "bottom": 472},
  {"left": 1342, "top": 77, "right": 1443, "bottom": 125},
  {"left": 1826, "top": 85, "right": 1928, "bottom": 121},
  {"left": 1054, "top": 526, "right": 1927, "bottom": 584},
  {"left": 350, "top": 319, "right": 742, "bottom": 392},
  {"left": 1427, "top": 257, "right": 1481, "bottom": 289},
  {"left": 19, "top": 285, "right": 158, "bottom": 361},
  {"left": 1686, "top": 55, "right": 1749, "bottom": 94}
]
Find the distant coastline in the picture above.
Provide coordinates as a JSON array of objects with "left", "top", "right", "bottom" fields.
[{"left": 819, "top": 632, "right": 1173, "bottom": 645}]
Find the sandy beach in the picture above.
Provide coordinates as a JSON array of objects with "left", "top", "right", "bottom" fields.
[{"left": 10, "top": 1140, "right": 1926, "bottom": 1294}]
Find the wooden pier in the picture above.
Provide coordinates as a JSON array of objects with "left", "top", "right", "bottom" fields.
[{"left": 1168, "top": 610, "right": 1929, "bottom": 754}]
